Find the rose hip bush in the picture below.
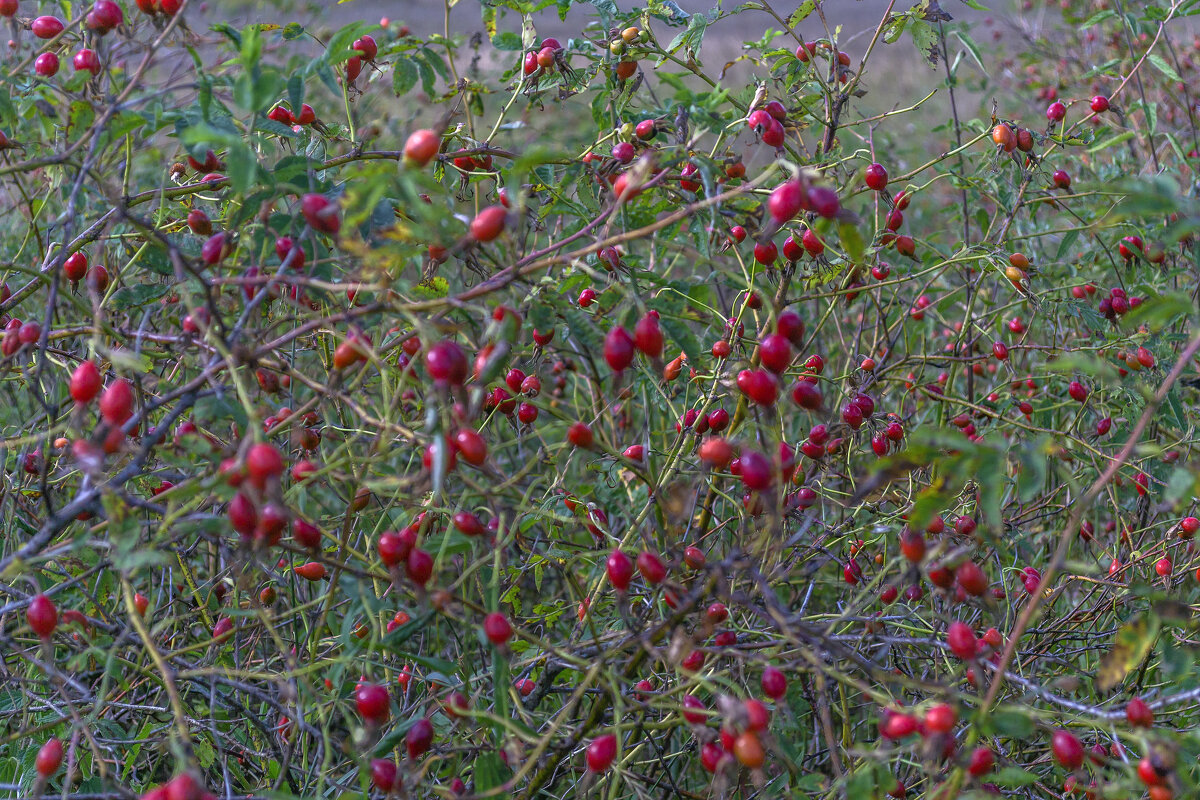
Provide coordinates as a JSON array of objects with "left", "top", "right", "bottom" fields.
[{"left": 3, "top": 0, "right": 1200, "bottom": 797}]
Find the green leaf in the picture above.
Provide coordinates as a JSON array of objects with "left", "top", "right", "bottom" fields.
[
  {"left": 909, "top": 19, "right": 940, "bottom": 64},
  {"left": 281, "top": 22, "right": 305, "bottom": 40},
  {"left": 883, "top": 13, "right": 909, "bottom": 45},
  {"left": 1081, "top": 9, "right": 1116, "bottom": 26},
  {"left": 1147, "top": 53, "right": 1183, "bottom": 83},
  {"left": 324, "top": 21, "right": 370, "bottom": 66},
  {"left": 1055, "top": 228, "right": 1080, "bottom": 261},
  {"left": 225, "top": 144, "right": 260, "bottom": 193},
  {"left": 287, "top": 73, "right": 304, "bottom": 114},
  {"left": 1123, "top": 292, "right": 1196, "bottom": 331},
  {"left": 665, "top": 14, "right": 707, "bottom": 56},
  {"left": 838, "top": 220, "right": 866, "bottom": 264},
  {"left": 240, "top": 25, "right": 262, "bottom": 68},
  {"left": 110, "top": 283, "right": 169, "bottom": 310},
  {"left": 659, "top": 313, "right": 702, "bottom": 367},
  {"left": 393, "top": 57, "right": 419, "bottom": 96},
  {"left": 474, "top": 752, "right": 509, "bottom": 792},
  {"left": 591, "top": 0, "right": 618, "bottom": 20},
  {"left": 415, "top": 56, "right": 436, "bottom": 97},
  {"left": 992, "top": 767, "right": 1039, "bottom": 787},
  {"left": 210, "top": 21, "right": 242, "bottom": 48},
  {"left": 1088, "top": 131, "right": 1135, "bottom": 152},
  {"left": 989, "top": 708, "right": 1034, "bottom": 738},
  {"left": 492, "top": 31, "right": 523, "bottom": 51}
]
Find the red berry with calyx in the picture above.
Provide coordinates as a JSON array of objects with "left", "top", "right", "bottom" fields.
[
  {"left": 759, "top": 333, "right": 792, "bottom": 373},
  {"left": 73, "top": 48, "right": 101, "bottom": 75},
  {"left": 426, "top": 340, "right": 468, "bottom": 386},
  {"left": 483, "top": 612, "right": 512, "bottom": 645},
  {"left": 1180, "top": 517, "right": 1199, "bottom": 538},
  {"left": 777, "top": 309, "right": 805, "bottom": 345},
  {"left": 1046, "top": 101, "right": 1066, "bottom": 121},
  {"left": 27, "top": 593, "right": 58, "bottom": 638},
  {"left": 188, "top": 210, "right": 212, "bottom": 236},
  {"left": 737, "top": 369, "right": 778, "bottom": 406},
  {"left": 807, "top": 185, "right": 840, "bottom": 218},
  {"left": 354, "top": 34, "right": 378, "bottom": 61},
  {"left": 768, "top": 180, "right": 804, "bottom": 223},
  {"left": 70, "top": 360, "right": 102, "bottom": 404},
  {"left": 782, "top": 235, "right": 802, "bottom": 261},
  {"left": 404, "top": 129, "right": 441, "bottom": 167},
  {"left": 355, "top": 682, "right": 390, "bottom": 724},
  {"left": 607, "top": 549, "right": 634, "bottom": 591},
  {"left": 99, "top": 379, "right": 134, "bottom": 425},
  {"left": 586, "top": 733, "right": 618, "bottom": 772},
  {"left": 761, "top": 666, "right": 787, "bottom": 699},
  {"left": 955, "top": 561, "right": 987, "bottom": 596},
  {"left": 699, "top": 436, "right": 733, "bottom": 468},
  {"left": 924, "top": 703, "right": 956, "bottom": 734},
  {"left": 35, "top": 52, "right": 60, "bottom": 77},
  {"left": 1090, "top": 95, "right": 1109, "bottom": 113},
  {"left": 377, "top": 530, "right": 409, "bottom": 567},
  {"left": 294, "top": 562, "right": 326, "bottom": 581},
  {"left": 453, "top": 429, "right": 487, "bottom": 466},
  {"left": 1126, "top": 696, "right": 1154, "bottom": 727},
  {"left": 738, "top": 449, "right": 773, "bottom": 491},
  {"left": 567, "top": 421, "right": 594, "bottom": 448},
  {"left": 201, "top": 232, "right": 231, "bottom": 265},
  {"left": 841, "top": 402, "right": 864, "bottom": 429},
  {"left": 634, "top": 312, "right": 664, "bottom": 358},
  {"left": 1053, "top": 169, "right": 1071, "bottom": 189},
  {"left": 636, "top": 551, "right": 666, "bottom": 584},
  {"left": 405, "top": 717, "right": 434, "bottom": 759},
  {"left": 1119, "top": 235, "right": 1143, "bottom": 259},
  {"left": 292, "top": 518, "right": 321, "bottom": 548},
  {"left": 64, "top": 252, "right": 88, "bottom": 281},
  {"left": 1138, "top": 757, "right": 1162, "bottom": 787},
  {"left": 300, "top": 193, "right": 340, "bottom": 235},
  {"left": 245, "top": 443, "right": 283, "bottom": 489},
  {"left": 1067, "top": 380, "right": 1088, "bottom": 403},
  {"left": 405, "top": 547, "right": 434, "bottom": 585},
  {"left": 791, "top": 381, "right": 822, "bottom": 410},
  {"left": 469, "top": 205, "right": 507, "bottom": 242},
  {"left": 946, "top": 621, "right": 977, "bottom": 659},
  {"left": 369, "top": 759, "right": 397, "bottom": 792},
  {"left": 604, "top": 326, "right": 635, "bottom": 372},
  {"left": 968, "top": 746, "right": 994, "bottom": 776},
  {"left": 35, "top": 737, "right": 62, "bottom": 777},
  {"left": 865, "top": 162, "right": 888, "bottom": 191},
  {"left": 31, "top": 15, "right": 64, "bottom": 38},
  {"left": 1051, "top": 729, "right": 1084, "bottom": 769},
  {"left": 753, "top": 240, "right": 777, "bottom": 265},
  {"left": 882, "top": 712, "right": 918, "bottom": 740}
]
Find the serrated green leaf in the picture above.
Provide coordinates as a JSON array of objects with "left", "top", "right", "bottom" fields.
[{"left": 1147, "top": 53, "right": 1182, "bottom": 83}]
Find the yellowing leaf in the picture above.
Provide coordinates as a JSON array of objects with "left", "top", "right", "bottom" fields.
[{"left": 1095, "top": 614, "right": 1159, "bottom": 694}]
